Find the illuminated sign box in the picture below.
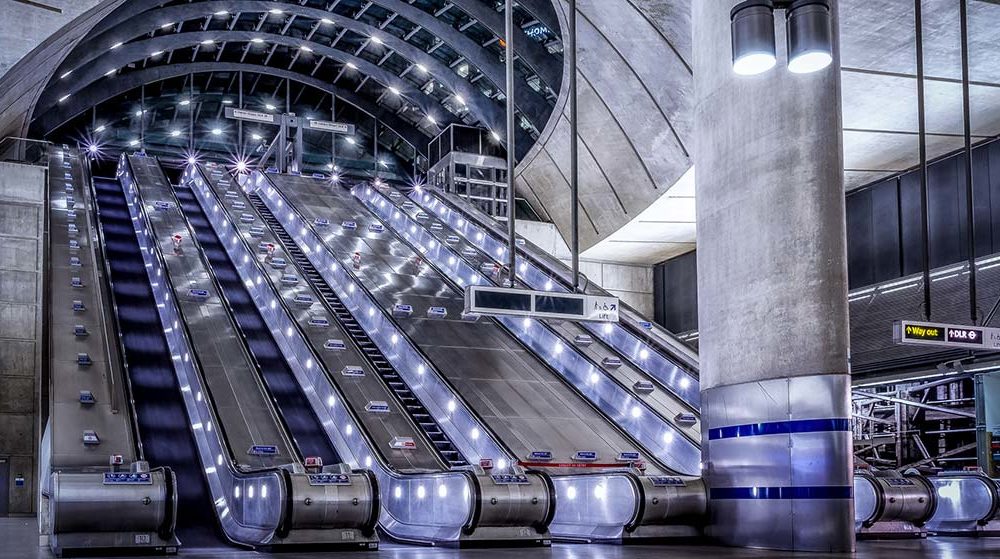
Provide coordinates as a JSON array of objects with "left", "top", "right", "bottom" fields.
[
  {"left": 464, "top": 285, "right": 619, "bottom": 323},
  {"left": 894, "top": 319, "right": 998, "bottom": 350}
]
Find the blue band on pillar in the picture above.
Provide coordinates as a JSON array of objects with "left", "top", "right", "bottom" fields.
[
  {"left": 708, "top": 418, "right": 851, "bottom": 440},
  {"left": 710, "top": 486, "right": 853, "bottom": 500}
]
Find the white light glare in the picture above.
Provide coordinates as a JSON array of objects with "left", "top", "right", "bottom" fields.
[
  {"left": 788, "top": 51, "right": 833, "bottom": 74},
  {"left": 370, "top": 36, "right": 383, "bottom": 45},
  {"left": 251, "top": 38, "right": 265, "bottom": 44},
  {"left": 346, "top": 62, "right": 358, "bottom": 70},
  {"left": 733, "top": 53, "right": 776, "bottom": 76}
]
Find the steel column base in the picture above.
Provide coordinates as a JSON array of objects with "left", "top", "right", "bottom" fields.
[{"left": 702, "top": 374, "right": 854, "bottom": 552}]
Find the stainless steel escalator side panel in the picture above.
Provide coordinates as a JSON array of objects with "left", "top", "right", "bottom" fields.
[
  {"left": 47, "top": 148, "right": 138, "bottom": 469},
  {"left": 356, "top": 186, "right": 700, "bottom": 477},
  {"left": 118, "top": 154, "right": 286, "bottom": 547},
  {"left": 926, "top": 473, "right": 1000, "bottom": 535}
]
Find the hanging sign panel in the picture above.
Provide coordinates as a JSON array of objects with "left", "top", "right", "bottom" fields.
[{"left": 893, "top": 320, "right": 998, "bottom": 350}]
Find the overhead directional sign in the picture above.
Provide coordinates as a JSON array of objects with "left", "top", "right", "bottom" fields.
[
  {"left": 225, "top": 107, "right": 276, "bottom": 124},
  {"left": 465, "top": 285, "right": 619, "bottom": 322},
  {"left": 309, "top": 120, "right": 355, "bottom": 135},
  {"left": 894, "top": 320, "right": 997, "bottom": 350}
]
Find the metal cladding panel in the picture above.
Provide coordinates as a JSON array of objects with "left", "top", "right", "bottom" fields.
[{"left": 702, "top": 373, "right": 853, "bottom": 552}]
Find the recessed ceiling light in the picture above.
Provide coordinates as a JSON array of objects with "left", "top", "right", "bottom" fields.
[
  {"left": 388, "top": 86, "right": 400, "bottom": 95},
  {"left": 265, "top": 103, "right": 276, "bottom": 111},
  {"left": 60, "top": 70, "right": 72, "bottom": 79},
  {"left": 95, "top": 125, "right": 106, "bottom": 133},
  {"left": 104, "top": 69, "right": 116, "bottom": 76},
  {"left": 211, "top": 128, "right": 222, "bottom": 136},
  {"left": 269, "top": 8, "right": 284, "bottom": 15},
  {"left": 214, "top": 10, "right": 228, "bottom": 16},
  {"left": 346, "top": 62, "right": 357, "bottom": 69},
  {"left": 251, "top": 38, "right": 264, "bottom": 44},
  {"left": 416, "top": 63, "right": 427, "bottom": 73},
  {"left": 110, "top": 42, "right": 123, "bottom": 49},
  {"left": 300, "top": 45, "right": 313, "bottom": 52},
  {"left": 58, "top": 94, "right": 70, "bottom": 103},
  {"left": 370, "top": 36, "right": 383, "bottom": 45},
  {"left": 346, "top": 137, "right": 356, "bottom": 145},
  {"left": 320, "top": 18, "right": 334, "bottom": 25},
  {"left": 170, "top": 130, "right": 181, "bottom": 137},
  {"left": 200, "top": 39, "right": 215, "bottom": 45}
]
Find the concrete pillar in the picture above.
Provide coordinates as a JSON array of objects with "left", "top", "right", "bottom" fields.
[{"left": 693, "top": 1, "right": 853, "bottom": 552}]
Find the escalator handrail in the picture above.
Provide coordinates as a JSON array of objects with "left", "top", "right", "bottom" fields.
[
  {"left": 166, "top": 170, "right": 304, "bottom": 465},
  {"left": 189, "top": 164, "right": 446, "bottom": 474},
  {"left": 425, "top": 189, "right": 701, "bottom": 372},
  {"left": 121, "top": 154, "right": 289, "bottom": 545},
  {"left": 255, "top": 171, "right": 515, "bottom": 464},
  {"left": 358, "top": 185, "right": 689, "bottom": 474}
]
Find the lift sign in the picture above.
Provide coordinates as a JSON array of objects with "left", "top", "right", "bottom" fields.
[{"left": 894, "top": 320, "right": 997, "bottom": 349}]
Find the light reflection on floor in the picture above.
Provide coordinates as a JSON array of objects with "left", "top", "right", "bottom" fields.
[{"left": 4, "top": 518, "right": 999, "bottom": 558}]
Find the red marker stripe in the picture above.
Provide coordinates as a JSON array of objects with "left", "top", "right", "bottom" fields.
[{"left": 517, "top": 461, "right": 637, "bottom": 469}]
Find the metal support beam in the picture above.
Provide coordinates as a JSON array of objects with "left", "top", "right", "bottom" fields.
[
  {"left": 569, "top": 0, "right": 579, "bottom": 293},
  {"left": 915, "top": 0, "right": 932, "bottom": 319},
  {"left": 851, "top": 390, "right": 975, "bottom": 419},
  {"left": 960, "top": 0, "right": 978, "bottom": 324},
  {"left": 505, "top": 0, "right": 516, "bottom": 287}
]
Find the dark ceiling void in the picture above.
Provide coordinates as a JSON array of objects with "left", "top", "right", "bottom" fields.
[{"left": 33, "top": 0, "right": 564, "bottom": 166}]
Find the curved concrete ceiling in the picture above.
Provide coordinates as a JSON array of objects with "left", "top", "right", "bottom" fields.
[
  {"left": 2, "top": 0, "right": 564, "bottom": 161},
  {"left": 521, "top": 0, "right": 1000, "bottom": 266}
]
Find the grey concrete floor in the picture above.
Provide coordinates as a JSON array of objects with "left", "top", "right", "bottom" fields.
[{"left": 4, "top": 517, "right": 1000, "bottom": 558}]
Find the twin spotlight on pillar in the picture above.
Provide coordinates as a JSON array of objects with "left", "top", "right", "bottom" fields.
[{"left": 730, "top": 0, "right": 832, "bottom": 76}]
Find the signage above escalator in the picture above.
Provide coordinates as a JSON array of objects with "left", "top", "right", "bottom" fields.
[
  {"left": 464, "top": 285, "right": 620, "bottom": 323},
  {"left": 894, "top": 320, "right": 997, "bottom": 350}
]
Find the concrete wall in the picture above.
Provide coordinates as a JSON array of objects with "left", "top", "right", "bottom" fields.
[
  {"left": 515, "top": 219, "right": 654, "bottom": 316},
  {"left": 0, "top": 1, "right": 103, "bottom": 79},
  {"left": 0, "top": 162, "right": 46, "bottom": 515}
]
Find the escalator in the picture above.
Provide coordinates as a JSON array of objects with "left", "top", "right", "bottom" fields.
[
  {"left": 255, "top": 171, "right": 707, "bottom": 541},
  {"left": 93, "top": 175, "right": 217, "bottom": 546},
  {"left": 186, "top": 164, "right": 553, "bottom": 545},
  {"left": 379, "top": 185, "right": 701, "bottom": 444},
  {"left": 171, "top": 180, "right": 339, "bottom": 466},
  {"left": 415, "top": 190, "right": 701, "bottom": 401},
  {"left": 242, "top": 192, "right": 467, "bottom": 469}
]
